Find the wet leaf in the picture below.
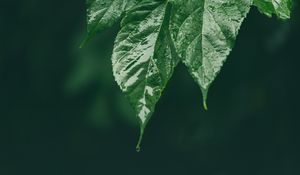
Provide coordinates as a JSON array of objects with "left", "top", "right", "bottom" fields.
[
  {"left": 112, "top": 0, "right": 178, "bottom": 150},
  {"left": 170, "top": 0, "right": 252, "bottom": 107},
  {"left": 254, "top": 0, "right": 293, "bottom": 19}
]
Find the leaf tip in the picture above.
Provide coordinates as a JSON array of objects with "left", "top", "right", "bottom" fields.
[
  {"left": 136, "top": 145, "right": 141, "bottom": 152},
  {"left": 203, "top": 100, "right": 208, "bottom": 111},
  {"left": 201, "top": 87, "right": 209, "bottom": 111},
  {"left": 79, "top": 37, "right": 88, "bottom": 49},
  {"left": 79, "top": 33, "right": 92, "bottom": 49},
  {"left": 136, "top": 136, "right": 142, "bottom": 152},
  {"left": 135, "top": 126, "right": 145, "bottom": 153}
]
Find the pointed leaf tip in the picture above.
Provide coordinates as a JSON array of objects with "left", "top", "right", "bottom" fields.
[
  {"left": 170, "top": 0, "right": 252, "bottom": 110},
  {"left": 79, "top": 36, "right": 89, "bottom": 49},
  {"left": 136, "top": 145, "right": 141, "bottom": 152},
  {"left": 112, "top": 0, "right": 178, "bottom": 151},
  {"left": 136, "top": 127, "right": 144, "bottom": 152},
  {"left": 201, "top": 87, "right": 209, "bottom": 111},
  {"left": 203, "top": 101, "right": 208, "bottom": 111}
]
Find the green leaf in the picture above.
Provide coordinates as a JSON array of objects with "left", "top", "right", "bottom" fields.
[
  {"left": 81, "top": 0, "right": 139, "bottom": 47},
  {"left": 112, "top": 0, "right": 178, "bottom": 151},
  {"left": 170, "top": 0, "right": 252, "bottom": 107},
  {"left": 254, "top": 0, "right": 293, "bottom": 19},
  {"left": 81, "top": 0, "right": 295, "bottom": 150}
]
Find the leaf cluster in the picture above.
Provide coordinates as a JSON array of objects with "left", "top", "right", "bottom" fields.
[{"left": 82, "top": 0, "right": 293, "bottom": 150}]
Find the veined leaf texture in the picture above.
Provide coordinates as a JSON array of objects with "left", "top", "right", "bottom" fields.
[{"left": 82, "top": 0, "right": 293, "bottom": 150}]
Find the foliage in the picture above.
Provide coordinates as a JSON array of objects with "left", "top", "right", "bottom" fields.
[
  {"left": 254, "top": 0, "right": 293, "bottom": 19},
  {"left": 82, "top": 0, "right": 293, "bottom": 150}
]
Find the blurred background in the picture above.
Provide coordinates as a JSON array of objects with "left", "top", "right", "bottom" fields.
[{"left": 1, "top": 1, "right": 300, "bottom": 175}]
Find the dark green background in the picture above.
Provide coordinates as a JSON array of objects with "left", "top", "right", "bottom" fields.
[{"left": 1, "top": 1, "right": 300, "bottom": 174}]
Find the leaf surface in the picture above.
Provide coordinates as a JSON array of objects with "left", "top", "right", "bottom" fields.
[
  {"left": 112, "top": 0, "right": 178, "bottom": 150},
  {"left": 254, "top": 0, "right": 293, "bottom": 19},
  {"left": 82, "top": 0, "right": 139, "bottom": 46},
  {"left": 82, "top": 0, "right": 295, "bottom": 150},
  {"left": 170, "top": 0, "right": 252, "bottom": 106}
]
